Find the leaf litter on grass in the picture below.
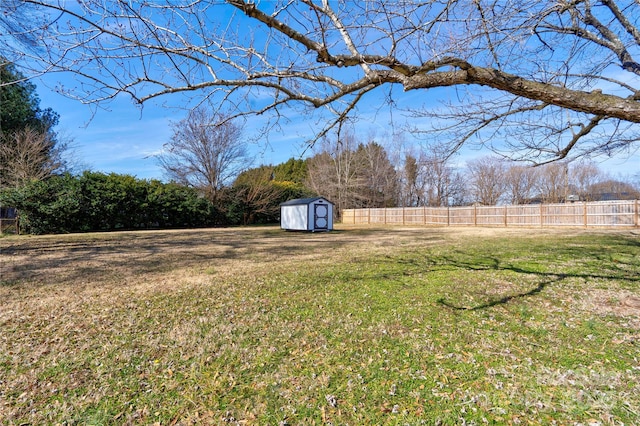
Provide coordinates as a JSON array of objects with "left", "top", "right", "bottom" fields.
[{"left": 1, "top": 226, "right": 639, "bottom": 424}]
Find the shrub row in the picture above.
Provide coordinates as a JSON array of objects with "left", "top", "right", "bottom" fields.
[{"left": 1, "top": 172, "right": 221, "bottom": 234}]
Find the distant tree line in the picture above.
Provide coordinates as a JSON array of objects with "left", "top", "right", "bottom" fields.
[
  {"left": 3, "top": 136, "right": 639, "bottom": 234},
  {"left": 303, "top": 134, "right": 639, "bottom": 213}
]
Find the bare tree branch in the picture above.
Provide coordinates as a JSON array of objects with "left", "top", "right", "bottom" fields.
[{"left": 2, "top": 0, "right": 640, "bottom": 162}]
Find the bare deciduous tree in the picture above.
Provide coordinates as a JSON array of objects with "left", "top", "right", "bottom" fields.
[
  {"left": 0, "top": 127, "right": 65, "bottom": 188},
  {"left": 589, "top": 178, "right": 640, "bottom": 200},
  {"left": 503, "top": 164, "right": 539, "bottom": 205},
  {"left": 2, "top": 1, "right": 640, "bottom": 162},
  {"left": 306, "top": 135, "right": 397, "bottom": 214},
  {"left": 356, "top": 142, "right": 398, "bottom": 208},
  {"left": 231, "top": 166, "right": 284, "bottom": 225},
  {"left": 157, "top": 108, "right": 249, "bottom": 202},
  {"left": 536, "top": 163, "right": 569, "bottom": 203},
  {"left": 569, "top": 161, "right": 603, "bottom": 201},
  {"left": 420, "top": 154, "right": 466, "bottom": 207},
  {"left": 306, "top": 135, "right": 361, "bottom": 215},
  {"left": 466, "top": 156, "right": 507, "bottom": 205},
  {"left": 400, "top": 148, "right": 467, "bottom": 208},
  {"left": 632, "top": 172, "right": 640, "bottom": 194}
]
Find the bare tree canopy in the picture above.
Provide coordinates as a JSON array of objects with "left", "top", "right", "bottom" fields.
[
  {"left": 157, "top": 108, "right": 249, "bottom": 202},
  {"left": 2, "top": 0, "right": 640, "bottom": 162},
  {"left": 307, "top": 135, "right": 397, "bottom": 213},
  {"left": 467, "top": 156, "right": 507, "bottom": 205},
  {"left": 0, "top": 127, "right": 65, "bottom": 188}
]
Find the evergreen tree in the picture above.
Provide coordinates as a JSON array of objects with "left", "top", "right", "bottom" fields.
[
  {"left": 1, "top": 60, "right": 61, "bottom": 188},
  {"left": 273, "top": 158, "right": 308, "bottom": 183},
  {"left": 0, "top": 60, "right": 58, "bottom": 137}
]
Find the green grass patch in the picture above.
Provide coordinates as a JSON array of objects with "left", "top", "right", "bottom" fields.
[{"left": 1, "top": 227, "right": 638, "bottom": 424}]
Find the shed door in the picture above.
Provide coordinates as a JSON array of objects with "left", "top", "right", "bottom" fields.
[{"left": 314, "top": 204, "right": 329, "bottom": 229}]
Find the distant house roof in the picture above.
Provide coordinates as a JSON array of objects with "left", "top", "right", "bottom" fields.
[
  {"left": 595, "top": 192, "right": 637, "bottom": 201},
  {"left": 280, "top": 197, "right": 333, "bottom": 206}
]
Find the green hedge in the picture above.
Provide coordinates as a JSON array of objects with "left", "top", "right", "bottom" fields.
[{"left": 0, "top": 172, "right": 221, "bottom": 234}]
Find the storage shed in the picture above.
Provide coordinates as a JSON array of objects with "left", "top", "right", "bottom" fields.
[{"left": 280, "top": 197, "right": 334, "bottom": 232}]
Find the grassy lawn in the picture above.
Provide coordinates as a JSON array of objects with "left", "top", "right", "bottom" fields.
[{"left": 1, "top": 226, "right": 639, "bottom": 425}]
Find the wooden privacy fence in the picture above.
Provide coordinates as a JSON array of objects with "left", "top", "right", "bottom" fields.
[{"left": 342, "top": 200, "right": 640, "bottom": 228}]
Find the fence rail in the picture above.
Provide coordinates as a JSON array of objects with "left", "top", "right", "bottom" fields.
[{"left": 342, "top": 200, "right": 640, "bottom": 228}]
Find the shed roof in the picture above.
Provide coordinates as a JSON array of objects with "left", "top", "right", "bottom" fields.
[{"left": 280, "top": 197, "right": 333, "bottom": 206}]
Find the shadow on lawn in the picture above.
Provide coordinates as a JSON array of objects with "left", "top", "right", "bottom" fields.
[
  {"left": 437, "top": 278, "right": 553, "bottom": 311},
  {"left": 435, "top": 256, "right": 639, "bottom": 310},
  {"left": 395, "top": 237, "right": 640, "bottom": 311},
  {"left": 0, "top": 227, "right": 396, "bottom": 288}
]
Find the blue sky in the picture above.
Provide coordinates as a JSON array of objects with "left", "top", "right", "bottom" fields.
[
  {"left": 36, "top": 73, "right": 639, "bottom": 182},
  {"left": 36, "top": 75, "right": 312, "bottom": 180}
]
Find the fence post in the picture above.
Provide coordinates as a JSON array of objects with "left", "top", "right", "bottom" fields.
[
  {"left": 635, "top": 199, "right": 639, "bottom": 228},
  {"left": 540, "top": 203, "right": 544, "bottom": 227},
  {"left": 504, "top": 205, "right": 508, "bottom": 227},
  {"left": 583, "top": 201, "right": 588, "bottom": 228},
  {"left": 402, "top": 207, "right": 405, "bottom": 225},
  {"left": 474, "top": 204, "right": 478, "bottom": 226},
  {"left": 447, "top": 207, "right": 450, "bottom": 226}
]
